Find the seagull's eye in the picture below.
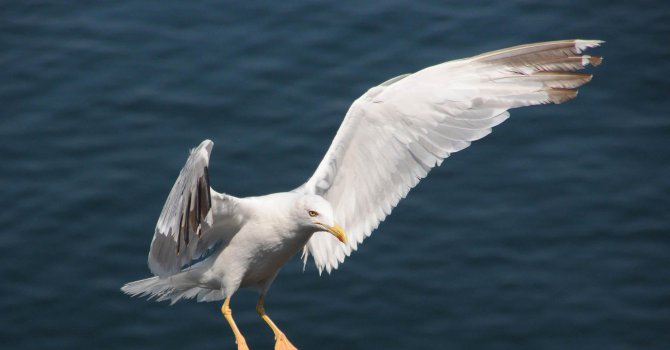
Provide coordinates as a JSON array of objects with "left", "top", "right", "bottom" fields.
[{"left": 308, "top": 210, "right": 319, "bottom": 217}]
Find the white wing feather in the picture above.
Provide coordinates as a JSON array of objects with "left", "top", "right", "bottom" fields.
[
  {"left": 299, "top": 39, "right": 603, "bottom": 273},
  {"left": 148, "top": 139, "right": 242, "bottom": 277}
]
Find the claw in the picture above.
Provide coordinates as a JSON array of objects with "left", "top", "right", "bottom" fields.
[{"left": 274, "top": 332, "right": 298, "bottom": 350}]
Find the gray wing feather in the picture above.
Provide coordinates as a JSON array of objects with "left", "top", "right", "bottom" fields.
[{"left": 147, "top": 140, "right": 238, "bottom": 277}]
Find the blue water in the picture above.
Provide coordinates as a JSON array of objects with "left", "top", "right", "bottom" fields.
[{"left": 2, "top": 1, "right": 669, "bottom": 349}]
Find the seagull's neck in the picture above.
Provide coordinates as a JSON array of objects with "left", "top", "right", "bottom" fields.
[{"left": 240, "top": 192, "right": 313, "bottom": 240}]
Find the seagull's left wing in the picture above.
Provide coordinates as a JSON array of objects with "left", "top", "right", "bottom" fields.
[
  {"left": 299, "top": 39, "right": 603, "bottom": 273},
  {"left": 148, "top": 140, "right": 243, "bottom": 277}
]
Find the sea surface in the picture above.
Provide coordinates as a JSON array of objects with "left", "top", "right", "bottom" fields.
[{"left": 2, "top": 1, "right": 669, "bottom": 349}]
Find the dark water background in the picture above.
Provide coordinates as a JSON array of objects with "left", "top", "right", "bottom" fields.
[{"left": 2, "top": 1, "right": 669, "bottom": 349}]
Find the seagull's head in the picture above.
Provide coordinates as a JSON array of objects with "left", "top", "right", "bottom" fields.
[{"left": 296, "top": 195, "right": 347, "bottom": 244}]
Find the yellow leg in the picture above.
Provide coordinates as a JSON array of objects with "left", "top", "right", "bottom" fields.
[
  {"left": 221, "top": 297, "right": 249, "bottom": 350},
  {"left": 256, "top": 295, "right": 298, "bottom": 350}
]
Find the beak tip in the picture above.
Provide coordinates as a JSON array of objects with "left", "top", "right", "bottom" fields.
[{"left": 327, "top": 223, "right": 348, "bottom": 245}]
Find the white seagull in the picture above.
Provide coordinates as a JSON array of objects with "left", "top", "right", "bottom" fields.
[{"left": 122, "top": 39, "right": 603, "bottom": 350}]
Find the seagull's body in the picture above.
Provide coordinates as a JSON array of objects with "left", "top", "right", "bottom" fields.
[
  {"left": 122, "top": 39, "right": 603, "bottom": 350},
  {"left": 124, "top": 191, "right": 341, "bottom": 302}
]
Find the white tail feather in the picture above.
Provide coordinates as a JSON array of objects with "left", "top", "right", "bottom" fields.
[{"left": 121, "top": 268, "right": 223, "bottom": 305}]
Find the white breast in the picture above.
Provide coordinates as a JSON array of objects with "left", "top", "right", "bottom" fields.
[{"left": 207, "top": 193, "right": 313, "bottom": 292}]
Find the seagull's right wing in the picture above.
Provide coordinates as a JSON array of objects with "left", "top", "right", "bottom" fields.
[
  {"left": 299, "top": 40, "right": 603, "bottom": 273},
  {"left": 147, "top": 140, "right": 243, "bottom": 277}
]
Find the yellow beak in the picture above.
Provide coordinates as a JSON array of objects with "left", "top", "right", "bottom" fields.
[{"left": 322, "top": 223, "right": 348, "bottom": 244}]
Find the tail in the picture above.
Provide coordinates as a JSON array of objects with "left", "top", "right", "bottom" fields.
[{"left": 121, "top": 269, "right": 224, "bottom": 305}]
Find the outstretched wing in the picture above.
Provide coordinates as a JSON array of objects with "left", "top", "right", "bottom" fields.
[
  {"left": 299, "top": 39, "right": 603, "bottom": 273},
  {"left": 148, "top": 139, "right": 242, "bottom": 277}
]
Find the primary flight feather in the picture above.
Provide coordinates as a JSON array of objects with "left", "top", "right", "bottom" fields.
[{"left": 122, "top": 39, "right": 603, "bottom": 350}]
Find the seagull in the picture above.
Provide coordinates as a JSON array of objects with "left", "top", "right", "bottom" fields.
[{"left": 122, "top": 39, "right": 603, "bottom": 350}]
